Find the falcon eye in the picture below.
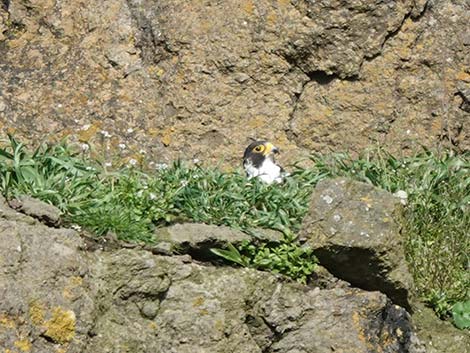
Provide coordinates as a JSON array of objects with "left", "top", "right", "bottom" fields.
[{"left": 254, "top": 145, "right": 265, "bottom": 153}]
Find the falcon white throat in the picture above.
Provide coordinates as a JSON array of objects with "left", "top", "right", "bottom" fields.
[{"left": 243, "top": 141, "right": 286, "bottom": 184}]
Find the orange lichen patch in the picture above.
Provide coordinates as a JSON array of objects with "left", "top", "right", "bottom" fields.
[
  {"left": 266, "top": 11, "right": 277, "bottom": 26},
  {"left": 0, "top": 313, "right": 16, "bottom": 328},
  {"left": 43, "top": 307, "right": 76, "bottom": 344},
  {"left": 456, "top": 70, "right": 470, "bottom": 82},
  {"left": 242, "top": 0, "right": 255, "bottom": 15},
  {"left": 192, "top": 296, "right": 205, "bottom": 308},
  {"left": 29, "top": 301, "right": 45, "bottom": 326},
  {"left": 14, "top": 339, "right": 32, "bottom": 352},
  {"left": 247, "top": 116, "right": 267, "bottom": 129},
  {"left": 6, "top": 127, "right": 17, "bottom": 135},
  {"left": 62, "top": 276, "right": 83, "bottom": 300}
]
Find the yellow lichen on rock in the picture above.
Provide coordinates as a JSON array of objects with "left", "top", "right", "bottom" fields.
[
  {"left": 43, "top": 307, "right": 76, "bottom": 344},
  {"left": 62, "top": 276, "right": 84, "bottom": 300},
  {"left": 0, "top": 314, "right": 16, "bottom": 328},
  {"left": 28, "top": 301, "right": 45, "bottom": 326},
  {"left": 14, "top": 339, "right": 32, "bottom": 352}
]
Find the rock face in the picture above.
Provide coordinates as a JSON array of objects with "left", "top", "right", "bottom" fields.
[
  {"left": 300, "top": 178, "right": 413, "bottom": 310},
  {"left": 0, "top": 195, "right": 430, "bottom": 353},
  {"left": 153, "top": 223, "right": 283, "bottom": 259},
  {"left": 0, "top": 0, "right": 468, "bottom": 168}
]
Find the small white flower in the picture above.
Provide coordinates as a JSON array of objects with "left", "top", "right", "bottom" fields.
[
  {"left": 81, "top": 124, "right": 91, "bottom": 131},
  {"left": 71, "top": 224, "right": 82, "bottom": 231},
  {"left": 85, "top": 166, "right": 93, "bottom": 171},
  {"left": 393, "top": 190, "right": 408, "bottom": 205},
  {"left": 127, "top": 128, "right": 134, "bottom": 133},
  {"left": 118, "top": 143, "right": 126, "bottom": 149},
  {"left": 149, "top": 193, "right": 157, "bottom": 200},
  {"left": 129, "top": 158, "right": 138, "bottom": 166},
  {"left": 193, "top": 158, "right": 200, "bottom": 164},
  {"left": 104, "top": 162, "right": 112, "bottom": 167},
  {"left": 100, "top": 130, "right": 111, "bottom": 138},
  {"left": 139, "top": 149, "right": 146, "bottom": 155},
  {"left": 81, "top": 143, "right": 90, "bottom": 152},
  {"left": 155, "top": 163, "right": 168, "bottom": 170},
  {"left": 180, "top": 180, "right": 188, "bottom": 187}
]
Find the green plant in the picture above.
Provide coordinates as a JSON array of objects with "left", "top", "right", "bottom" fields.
[
  {"left": 452, "top": 300, "right": 470, "bottom": 330},
  {"left": 212, "top": 240, "right": 318, "bottom": 284}
]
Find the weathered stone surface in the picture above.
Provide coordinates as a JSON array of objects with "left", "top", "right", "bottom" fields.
[
  {"left": 289, "top": 1, "right": 470, "bottom": 154},
  {"left": 154, "top": 223, "right": 283, "bottom": 259},
  {"left": 0, "top": 193, "right": 430, "bottom": 353},
  {"left": 9, "top": 195, "right": 61, "bottom": 226},
  {"left": 300, "top": 178, "right": 413, "bottom": 309},
  {"left": 0, "top": 0, "right": 468, "bottom": 171},
  {"left": 89, "top": 249, "right": 423, "bottom": 353},
  {"left": 0, "top": 198, "right": 95, "bottom": 352},
  {"left": 412, "top": 303, "right": 470, "bottom": 353}
]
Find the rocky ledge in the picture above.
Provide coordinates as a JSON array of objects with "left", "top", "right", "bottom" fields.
[{"left": 0, "top": 179, "right": 468, "bottom": 352}]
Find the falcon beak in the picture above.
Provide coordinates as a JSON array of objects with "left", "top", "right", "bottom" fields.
[{"left": 264, "top": 142, "right": 280, "bottom": 155}]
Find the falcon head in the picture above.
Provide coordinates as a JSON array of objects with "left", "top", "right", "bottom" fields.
[{"left": 243, "top": 141, "right": 285, "bottom": 184}]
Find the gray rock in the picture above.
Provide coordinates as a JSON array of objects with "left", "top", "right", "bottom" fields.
[
  {"left": 154, "top": 223, "right": 283, "bottom": 259},
  {"left": 0, "top": 195, "right": 432, "bottom": 353},
  {"left": 300, "top": 178, "right": 413, "bottom": 310},
  {"left": 88, "top": 250, "right": 424, "bottom": 353},
  {"left": 0, "top": 210, "right": 94, "bottom": 352},
  {"left": 8, "top": 195, "right": 61, "bottom": 226}
]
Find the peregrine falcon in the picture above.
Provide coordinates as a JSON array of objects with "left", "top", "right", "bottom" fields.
[{"left": 243, "top": 141, "right": 286, "bottom": 184}]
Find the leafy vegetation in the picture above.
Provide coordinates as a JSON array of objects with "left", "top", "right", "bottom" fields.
[{"left": 0, "top": 135, "right": 468, "bottom": 325}]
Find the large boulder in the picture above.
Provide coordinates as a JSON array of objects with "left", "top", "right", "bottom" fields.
[
  {"left": 0, "top": 195, "right": 429, "bottom": 353},
  {"left": 300, "top": 178, "right": 413, "bottom": 310},
  {"left": 88, "top": 249, "right": 424, "bottom": 353}
]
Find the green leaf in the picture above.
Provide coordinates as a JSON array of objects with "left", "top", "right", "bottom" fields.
[
  {"left": 211, "top": 243, "right": 249, "bottom": 267},
  {"left": 452, "top": 300, "right": 470, "bottom": 330}
]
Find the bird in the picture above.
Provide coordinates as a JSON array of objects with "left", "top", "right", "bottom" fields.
[{"left": 243, "top": 140, "right": 287, "bottom": 184}]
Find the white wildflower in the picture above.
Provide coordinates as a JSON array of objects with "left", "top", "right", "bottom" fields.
[
  {"left": 71, "top": 224, "right": 82, "bottom": 231},
  {"left": 118, "top": 143, "right": 126, "bottom": 149},
  {"left": 393, "top": 190, "right": 408, "bottom": 205},
  {"left": 127, "top": 128, "right": 134, "bottom": 133},
  {"left": 180, "top": 180, "right": 188, "bottom": 187},
  {"left": 155, "top": 163, "right": 168, "bottom": 170},
  {"left": 100, "top": 130, "right": 111, "bottom": 138},
  {"left": 129, "top": 158, "right": 138, "bottom": 166},
  {"left": 104, "top": 162, "right": 112, "bottom": 167},
  {"left": 193, "top": 158, "right": 200, "bottom": 164},
  {"left": 81, "top": 124, "right": 91, "bottom": 131},
  {"left": 81, "top": 143, "right": 90, "bottom": 152},
  {"left": 149, "top": 193, "right": 157, "bottom": 200},
  {"left": 139, "top": 149, "right": 146, "bottom": 155}
]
